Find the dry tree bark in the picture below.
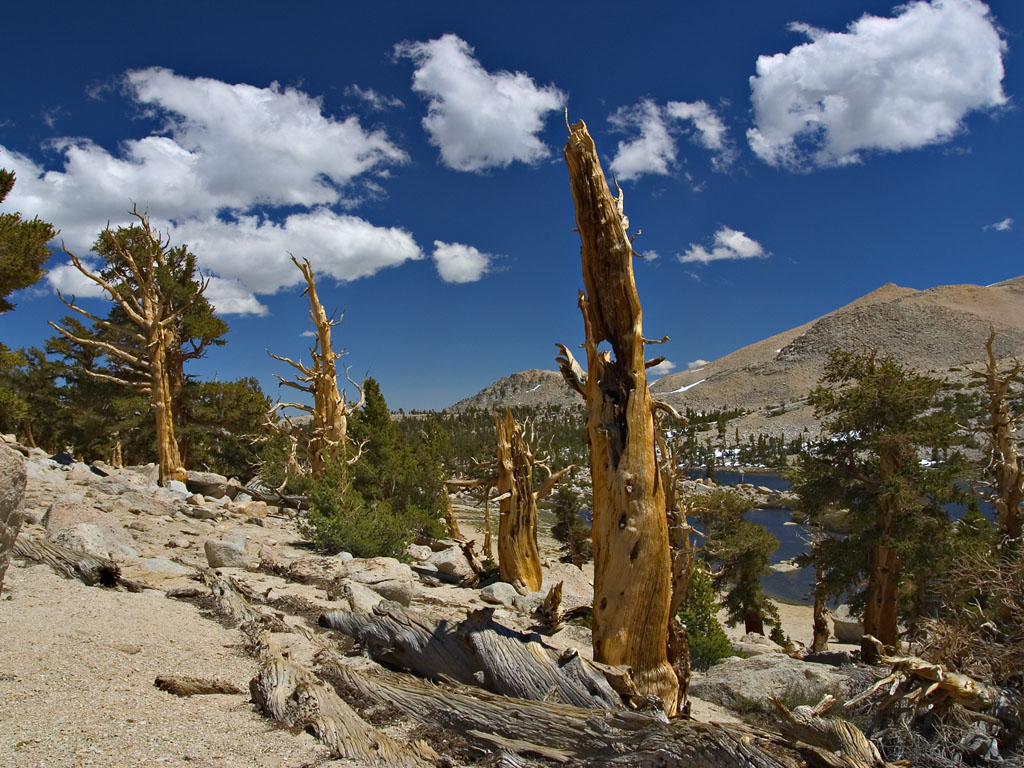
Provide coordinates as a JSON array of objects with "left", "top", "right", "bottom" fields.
[
  {"left": 47, "top": 209, "right": 202, "bottom": 484},
  {"left": 448, "top": 411, "right": 572, "bottom": 589},
  {"left": 249, "top": 631, "right": 436, "bottom": 767},
  {"left": 328, "top": 661, "right": 891, "bottom": 768},
  {"left": 268, "top": 256, "right": 365, "bottom": 477},
  {"left": 969, "top": 329, "right": 1024, "bottom": 549},
  {"left": 13, "top": 536, "right": 121, "bottom": 587},
  {"left": 154, "top": 675, "right": 244, "bottom": 697},
  {"left": 320, "top": 602, "right": 625, "bottom": 709},
  {"left": 495, "top": 410, "right": 572, "bottom": 591},
  {"left": 557, "top": 118, "right": 678, "bottom": 713}
]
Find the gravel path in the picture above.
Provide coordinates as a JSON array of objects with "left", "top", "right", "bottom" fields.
[{"left": 0, "top": 563, "right": 338, "bottom": 768}]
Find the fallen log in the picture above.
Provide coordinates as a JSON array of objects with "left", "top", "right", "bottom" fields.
[
  {"left": 320, "top": 602, "right": 622, "bottom": 709},
  {"left": 249, "top": 632, "right": 435, "bottom": 767},
  {"left": 770, "top": 695, "right": 885, "bottom": 767},
  {"left": 155, "top": 675, "right": 244, "bottom": 697},
  {"left": 327, "top": 661, "right": 890, "bottom": 768},
  {"left": 13, "top": 536, "right": 120, "bottom": 587}
]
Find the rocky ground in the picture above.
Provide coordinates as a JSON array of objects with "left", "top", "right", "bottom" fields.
[{"left": 1, "top": 439, "right": 868, "bottom": 768}]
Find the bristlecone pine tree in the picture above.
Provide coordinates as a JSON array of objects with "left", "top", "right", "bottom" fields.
[
  {"left": 447, "top": 409, "right": 572, "bottom": 591},
  {"left": 970, "top": 330, "right": 1024, "bottom": 553},
  {"left": 47, "top": 209, "right": 210, "bottom": 485},
  {"left": 494, "top": 409, "right": 572, "bottom": 592},
  {"left": 268, "top": 256, "right": 364, "bottom": 477},
  {"left": 556, "top": 119, "right": 681, "bottom": 714}
]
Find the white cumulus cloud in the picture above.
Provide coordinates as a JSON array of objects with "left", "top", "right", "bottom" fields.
[
  {"left": 609, "top": 99, "right": 734, "bottom": 181},
  {"left": 680, "top": 226, "right": 767, "bottom": 264},
  {"left": 432, "top": 241, "right": 494, "bottom": 283},
  {"left": 687, "top": 359, "right": 709, "bottom": 370},
  {"left": 346, "top": 84, "right": 404, "bottom": 110},
  {"left": 747, "top": 0, "right": 1007, "bottom": 169},
  {"left": 395, "top": 34, "right": 565, "bottom": 172},
  {"left": 0, "top": 69, "right": 417, "bottom": 313},
  {"left": 983, "top": 217, "right": 1013, "bottom": 231},
  {"left": 647, "top": 359, "right": 677, "bottom": 376}
]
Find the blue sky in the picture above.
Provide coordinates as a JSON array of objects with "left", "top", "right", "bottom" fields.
[{"left": 1, "top": 0, "right": 1021, "bottom": 410}]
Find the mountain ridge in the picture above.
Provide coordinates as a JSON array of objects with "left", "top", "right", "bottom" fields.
[{"left": 449, "top": 276, "right": 1024, "bottom": 437}]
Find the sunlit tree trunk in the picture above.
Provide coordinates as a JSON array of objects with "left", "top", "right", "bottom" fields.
[
  {"left": 557, "top": 119, "right": 678, "bottom": 714},
  {"left": 972, "top": 330, "right": 1024, "bottom": 550},
  {"left": 269, "top": 257, "right": 364, "bottom": 477},
  {"left": 48, "top": 209, "right": 195, "bottom": 485}
]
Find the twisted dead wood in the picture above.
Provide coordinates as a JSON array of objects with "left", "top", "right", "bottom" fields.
[
  {"left": 320, "top": 602, "right": 623, "bottom": 709},
  {"left": 13, "top": 536, "right": 121, "bottom": 587},
  {"left": 559, "top": 118, "right": 677, "bottom": 712},
  {"left": 249, "top": 632, "right": 435, "bottom": 767},
  {"left": 327, "top": 661, "right": 886, "bottom": 768}
]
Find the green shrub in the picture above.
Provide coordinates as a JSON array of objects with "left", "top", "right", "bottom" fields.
[
  {"left": 679, "top": 560, "right": 734, "bottom": 671},
  {"left": 551, "top": 486, "right": 592, "bottom": 565},
  {"left": 300, "top": 459, "right": 433, "bottom": 559}
]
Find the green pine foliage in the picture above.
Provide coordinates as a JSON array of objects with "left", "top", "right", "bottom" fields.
[
  {"left": 550, "top": 485, "right": 592, "bottom": 566},
  {"left": 694, "top": 488, "right": 781, "bottom": 634},
  {"left": 301, "top": 378, "right": 446, "bottom": 557},
  {"left": 679, "top": 560, "right": 734, "bottom": 671},
  {"left": 0, "top": 170, "right": 55, "bottom": 314},
  {"left": 789, "top": 348, "right": 969, "bottom": 630}
]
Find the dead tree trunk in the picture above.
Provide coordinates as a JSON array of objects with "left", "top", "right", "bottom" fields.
[
  {"left": 268, "top": 256, "right": 365, "bottom": 477},
  {"left": 970, "top": 330, "right": 1024, "bottom": 550},
  {"left": 330, "top": 662, "right": 893, "bottom": 768},
  {"left": 48, "top": 209, "right": 199, "bottom": 484},
  {"left": 250, "top": 631, "right": 436, "bottom": 767},
  {"left": 557, "top": 119, "right": 678, "bottom": 713},
  {"left": 495, "top": 410, "right": 543, "bottom": 591},
  {"left": 320, "top": 603, "right": 626, "bottom": 709}
]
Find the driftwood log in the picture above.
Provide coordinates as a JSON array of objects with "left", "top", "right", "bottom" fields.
[
  {"left": 154, "top": 675, "right": 244, "bottom": 697},
  {"left": 320, "top": 602, "right": 625, "bottom": 709},
  {"left": 13, "top": 536, "right": 121, "bottom": 587},
  {"left": 249, "top": 632, "right": 436, "bottom": 767},
  {"left": 327, "top": 661, "right": 892, "bottom": 768}
]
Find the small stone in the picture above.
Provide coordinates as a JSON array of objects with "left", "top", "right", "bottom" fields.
[
  {"left": 334, "top": 551, "right": 354, "bottom": 562},
  {"left": 480, "top": 581, "right": 519, "bottom": 607},
  {"left": 245, "top": 517, "right": 265, "bottom": 527}
]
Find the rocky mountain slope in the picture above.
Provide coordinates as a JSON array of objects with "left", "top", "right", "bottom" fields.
[
  {"left": 452, "top": 276, "right": 1024, "bottom": 438},
  {"left": 447, "top": 368, "right": 579, "bottom": 411}
]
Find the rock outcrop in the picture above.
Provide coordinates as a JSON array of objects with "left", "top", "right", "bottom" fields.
[{"left": 0, "top": 441, "right": 27, "bottom": 595}]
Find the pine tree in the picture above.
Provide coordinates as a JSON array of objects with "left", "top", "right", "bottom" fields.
[{"left": 790, "top": 349, "right": 966, "bottom": 662}]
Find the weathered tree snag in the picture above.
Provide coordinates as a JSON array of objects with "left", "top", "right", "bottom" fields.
[
  {"left": 48, "top": 209, "right": 199, "bottom": 484},
  {"left": 13, "top": 536, "right": 121, "bottom": 587},
  {"left": 770, "top": 696, "right": 885, "bottom": 767},
  {"left": 450, "top": 414, "right": 571, "bottom": 587},
  {"left": 320, "top": 602, "right": 623, "bottom": 709},
  {"left": 970, "top": 330, "right": 1024, "bottom": 550},
  {"left": 268, "top": 256, "right": 365, "bottom": 477},
  {"left": 534, "top": 580, "right": 564, "bottom": 633},
  {"left": 329, "top": 662, "right": 891, "bottom": 768},
  {"left": 249, "top": 632, "right": 436, "bottom": 767},
  {"left": 812, "top": 561, "right": 830, "bottom": 653},
  {"left": 558, "top": 119, "right": 677, "bottom": 712}
]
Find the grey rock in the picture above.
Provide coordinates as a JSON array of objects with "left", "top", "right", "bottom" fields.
[
  {"left": 333, "top": 551, "right": 354, "bottom": 562},
  {"left": 540, "top": 563, "right": 593, "bottom": 611},
  {"left": 480, "top": 581, "right": 519, "bottom": 607},
  {"left": 689, "top": 654, "right": 863, "bottom": 711},
  {"left": 340, "top": 557, "right": 415, "bottom": 605},
  {"left": 53, "top": 522, "right": 140, "bottom": 560},
  {"left": 0, "top": 443, "right": 28, "bottom": 595},
  {"left": 405, "top": 544, "right": 432, "bottom": 562},
  {"left": 165, "top": 479, "right": 189, "bottom": 496},
  {"left": 830, "top": 605, "right": 864, "bottom": 645},
  {"left": 140, "top": 556, "right": 195, "bottom": 575},
  {"left": 185, "top": 504, "right": 219, "bottom": 520},
  {"left": 428, "top": 545, "right": 474, "bottom": 580},
  {"left": 185, "top": 470, "right": 239, "bottom": 499},
  {"left": 233, "top": 492, "right": 253, "bottom": 505},
  {"left": 204, "top": 529, "right": 249, "bottom": 568},
  {"left": 338, "top": 580, "right": 386, "bottom": 613},
  {"left": 512, "top": 593, "right": 544, "bottom": 614},
  {"left": 66, "top": 462, "right": 98, "bottom": 483}
]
